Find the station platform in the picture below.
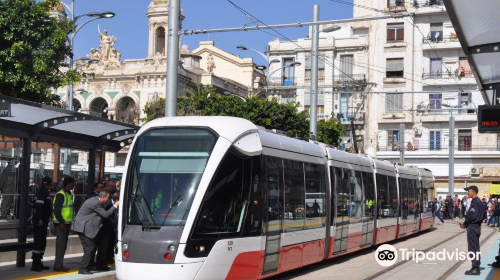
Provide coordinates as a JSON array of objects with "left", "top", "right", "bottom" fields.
[{"left": 462, "top": 236, "right": 500, "bottom": 280}]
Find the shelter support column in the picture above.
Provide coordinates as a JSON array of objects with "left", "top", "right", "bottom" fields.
[
  {"left": 99, "top": 150, "right": 105, "bottom": 180},
  {"left": 16, "top": 138, "right": 31, "bottom": 267},
  {"left": 88, "top": 148, "right": 96, "bottom": 190}
]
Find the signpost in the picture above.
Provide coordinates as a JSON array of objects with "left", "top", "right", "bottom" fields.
[
  {"left": 478, "top": 105, "right": 500, "bottom": 133},
  {"left": 0, "top": 98, "right": 11, "bottom": 117}
]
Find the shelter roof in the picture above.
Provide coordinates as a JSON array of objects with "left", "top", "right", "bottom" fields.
[
  {"left": 444, "top": 0, "right": 500, "bottom": 105},
  {"left": 0, "top": 95, "right": 139, "bottom": 152}
]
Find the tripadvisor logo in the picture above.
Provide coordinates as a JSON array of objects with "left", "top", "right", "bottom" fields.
[
  {"left": 375, "top": 244, "right": 397, "bottom": 267},
  {"left": 375, "top": 244, "right": 481, "bottom": 267}
]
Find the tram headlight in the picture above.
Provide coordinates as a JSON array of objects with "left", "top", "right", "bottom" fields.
[
  {"left": 196, "top": 245, "right": 205, "bottom": 252},
  {"left": 122, "top": 243, "right": 128, "bottom": 251},
  {"left": 168, "top": 245, "right": 176, "bottom": 252}
]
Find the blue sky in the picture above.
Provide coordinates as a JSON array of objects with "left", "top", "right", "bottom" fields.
[{"left": 70, "top": 0, "right": 353, "bottom": 66}]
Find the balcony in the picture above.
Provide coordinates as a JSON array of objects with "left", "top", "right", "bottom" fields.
[
  {"left": 413, "top": 0, "right": 446, "bottom": 14},
  {"left": 422, "top": 36, "right": 461, "bottom": 50},
  {"left": 421, "top": 71, "right": 475, "bottom": 85},
  {"left": 334, "top": 74, "right": 367, "bottom": 84},
  {"left": 377, "top": 144, "right": 498, "bottom": 152},
  {"left": 268, "top": 77, "right": 297, "bottom": 87},
  {"left": 419, "top": 108, "right": 477, "bottom": 123}
]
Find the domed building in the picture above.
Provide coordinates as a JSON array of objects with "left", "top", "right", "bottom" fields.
[{"left": 55, "top": 0, "right": 264, "bottom": 126}]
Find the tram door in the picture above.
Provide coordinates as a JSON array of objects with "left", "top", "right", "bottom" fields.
[
  {"left": 263, "top": 157, "right": 283, "bottom": 274},
  {"left": 399, "top": 178, "right": 408, "bottom": 236},
  {"left": 412, "top": 180, "right": 420, "bottom": 232},
  {"left": 332, "top": 167, "right": 349, "bottom": 254},
  {"left": 361, "top": 172, "right": 375, "bottom": 247}
]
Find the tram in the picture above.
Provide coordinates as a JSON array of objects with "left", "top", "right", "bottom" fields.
[{"left": 116, "top": 117, "right": 434, "bottom": 280}]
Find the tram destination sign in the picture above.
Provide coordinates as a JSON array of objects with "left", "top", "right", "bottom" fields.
[
  {"left": 0, "top": 98, "right": 11, "bottom": 117},
  {"left": 478, "top": 105, "right": 500, "bottom": 133}
]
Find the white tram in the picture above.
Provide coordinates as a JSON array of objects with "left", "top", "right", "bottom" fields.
[{"left": 116, "top": 117, "right": 434, "bottom": 280}]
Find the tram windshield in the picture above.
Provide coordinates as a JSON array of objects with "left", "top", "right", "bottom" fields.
[{"left": 126, "top": 128, "right": 217, "bottom": 227}]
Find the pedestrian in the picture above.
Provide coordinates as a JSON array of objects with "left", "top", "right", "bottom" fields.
[
  {"left": 447, "top": 195, "right": 454, "bottom": 219},
  {"left": 434, "top": 198, "right": 444, "bottom": 225},
  {"left": 494, "top": 197, "right": 500, "bottom": 226},
  {"left": 454, "top": 195, "right": 460, "bottom": 218},
  {"left": 31, "top": 177, "right": 52, "bottom": 271},
  {"left": 90, "top": 182, "right": 104, "bottom": 198},
  {"left": 459, "top": 185, "right": 486, "bottom": 276},
  {"left": 52, "top": 176, "right": 75, "bottom": 272},
  {"left": 71, "top": 191, "right": 119, "bottom": 275}
]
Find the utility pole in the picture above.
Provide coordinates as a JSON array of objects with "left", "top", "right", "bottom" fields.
[
  {"left": 310, "top": 5, "right": 319, "bottom": 140},
  {"left": 165, "top": 0, "right": 181, "bottom": 117},
  {"left": 400, "top": 123, "right": 405, "bottom": 165},
  {"left": 449, "top": 109, "right": 455, "bottom": 198}
]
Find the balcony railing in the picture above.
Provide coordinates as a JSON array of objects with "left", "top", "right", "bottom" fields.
[
  {"left": 422, "top": 36, "right": 459, "bottom": 43},
  {"left": 414, "top": 0, "right": 444, "bottom": 8},
  {"left": 422, "top": 108, "right": 477, "bottom": 115},
  {"left": 422, "top": 71, "right": 473, "bottom": 79},
  {"left": 377, "top": 144, "right": 498, "bottom": 152},
  {"left": 268, "top": 77, "right": 296, "bottom": 87},
  {"left": 334, "top": 74, "right": 367, "bottom": 84}
]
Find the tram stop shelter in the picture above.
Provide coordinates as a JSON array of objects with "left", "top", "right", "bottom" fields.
[
  {"left": 0, "top": 95, "right": 138, "bottom": 267},
  {"left": 443, "top": 0, "right": 500, "bottom": 105}
]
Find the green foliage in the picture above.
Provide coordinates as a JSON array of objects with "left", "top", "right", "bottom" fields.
[
  {"left": 0, "top": 0, "right": 74, "bottom": 106},
  {"left": 142, "top": 85, "right": 346, "bottom": 145},
  {"left": 317, "top": 118, "right": 346, "bottom": 147}
]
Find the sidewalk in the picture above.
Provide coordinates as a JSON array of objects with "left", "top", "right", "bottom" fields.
[
  {"left": 462, "top": 236, "right": 500, "bottom": 280},
  {"left": 0, "top": 254, "right": 116, "bottom": 280}
]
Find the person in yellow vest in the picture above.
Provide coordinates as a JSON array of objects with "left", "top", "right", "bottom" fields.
[{"left": 52, "top": 176, "right": 75, "bottom": 272}]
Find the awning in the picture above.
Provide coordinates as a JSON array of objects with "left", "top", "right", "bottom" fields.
[
  {"left": 0, "top": 95, "right": 139, "bottom": 152},
  {"left": 490, "top": 184, "right": 500, "bottom": 196},
  {"left": 443, "top": 0, "right": 500, "bottom": 105}
]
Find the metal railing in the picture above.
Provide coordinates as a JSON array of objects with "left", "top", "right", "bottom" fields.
[
  {"left": 268, "top": 77, "right": 297, "bottom": 87},
  {"left": 414, "top": 0, "right": 444, "bottom": 7},
  {"left": 377, "top": 144, "right": 498, "bottom": 152},
  {"left": 421, "top": 108, "right": 477, "bottom": 115},
  {"left": 422, "top": 36, "right": 459, "bottom": 43},
  {"left": 334, "top": 74, "right": 366, "bottom": 84},
  {"left": 422, "top": 71, "right": 473, "bottom": 79}
]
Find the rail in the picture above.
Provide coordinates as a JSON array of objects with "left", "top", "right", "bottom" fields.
[
  {"left": 334, "top": 74, "right": 366, "bottom": 84},
  {"left": 422, "top": 71, "right": 473, "bottom": 79},
  {"left": 268, "top": 77, "right": 296, "bottom": 87}
]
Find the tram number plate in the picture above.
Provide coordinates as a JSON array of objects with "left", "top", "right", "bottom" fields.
[{"left": 228, "top": 241, "right": 233, "bottom": 251}]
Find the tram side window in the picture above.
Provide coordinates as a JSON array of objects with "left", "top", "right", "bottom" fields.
[
  {"left": 377, "top": 174, "right": 395, "bottom": 219},
  {"left": 399, "top": 178, "right": 408, "bottom": 219},
  {"left": 305, "top": 163, "right": 325, "bottom": 229},
  {"left": 362, "top": 172, "right": 375, "bottom": 219},
  {"left": 335, "top": 168, "right": 350, "bottom": 220},
  {"left": 191, "top": 150, "right": 252, "bottom": 238},
  {"left": 243, "top": 156, "right": 262, "bottom": 236},
  {"left": 412, "top": 179, "right": 419, "bottom": 216},
  {"left": 283, "top": 160, "right": 305, "bottom": 232},
  {"left": 421, "top": 180, "right": 429, "bottom": 213},
  {"left": 349, "top": 170, "right": 363, "bottom": 223}
]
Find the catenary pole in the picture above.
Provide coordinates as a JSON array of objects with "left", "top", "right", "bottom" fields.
[
  {"left": 310, "top": 5, "right": 319, "bottom": 140},
  {"left": 165, "top": 0, "right": 181, "bottom": 117}
]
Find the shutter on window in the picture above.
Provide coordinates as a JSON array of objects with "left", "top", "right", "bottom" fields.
[
  {"left": 386, "top": 59, "right": 404, "bottom": 72},
  {"left": 396, "top": 28, "right": 404, "bottom": 41},
  {"left": 387, "top": 29, "right": 395, "bottom": 41}
]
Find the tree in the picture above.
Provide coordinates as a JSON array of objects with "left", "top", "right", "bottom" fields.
[
  {"left": 142, "top": 87, "right": 346, "bottom": 145},
  {"left": 317, "top": 118, "right": 346, "bottom": 147},
  {"left": 0, "top": 0, "right": 74, "bottom": 106}
]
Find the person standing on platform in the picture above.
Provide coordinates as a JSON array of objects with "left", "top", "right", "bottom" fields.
[
  {"left": 31, "top": 177, "right": 52, "bottom": 271},
  {"left": 459, "top": 185, "right": 486, "bottom": 276},
  {"left": 72, "top": 191, "right": 119, "bottom": 275},
  {"left": 434, "top": 198, "right": 444, "bottom": 225},
  {"left": 90, "top": 182, "right": 104, "bottom": 198},
  {"left": 52, "top": 176, "right": 75, "bottom": 272}
]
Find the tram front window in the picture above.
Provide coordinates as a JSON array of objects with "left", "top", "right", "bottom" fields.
[{"left": 126, "top": 128, "right": 217, "bottom": 227}]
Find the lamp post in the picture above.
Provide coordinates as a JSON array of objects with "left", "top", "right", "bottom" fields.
[
  {"left": 310, "top": 5, "right": 341, "bottom": 139},
  {"left": 256, "top": 62, "right": 301, "bottom": 96},
  {"left": 62, "top": 0, "right": 115, "bottom": 110},
  {"left": 442, "top": 103, "right": 456, "bottom": 198}
]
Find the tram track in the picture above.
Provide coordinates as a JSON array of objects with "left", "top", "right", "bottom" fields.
[{"left": 363, "top": 226, "right": 497, "bottom": 280}]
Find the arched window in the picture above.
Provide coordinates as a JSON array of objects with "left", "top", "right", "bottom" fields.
[{"left": 155, "top": 27, "right": 166, "bottom": 55}]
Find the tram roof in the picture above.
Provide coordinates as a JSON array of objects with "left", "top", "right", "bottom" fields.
[
  {"left": 0, "top": 95, "right": 139, "bottom": 152},
  {"left": 418, "top": 168, "right": 435, "bottom": 180},
  {"left": 325, "top": 147, "right": 372, "bottom": 168},
  {"left": 396, "top": 165, "right": 420, "bottom": 177}
]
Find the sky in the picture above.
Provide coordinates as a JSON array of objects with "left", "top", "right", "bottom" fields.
[{"left": 70, "top": 0, "right": 353, "bottom": 66}]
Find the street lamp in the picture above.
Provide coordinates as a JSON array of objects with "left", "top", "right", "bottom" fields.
[
  {"left": 62, "top": 1, "right": 115, "bottom": 111},
  {"left": 442, "top": 102, "right": 456, "bottom": 198},
  {"left": 223, "top": 91, "right": 247, "bottom": 102},
  {"left": 258, "top": 62, "right": 302, "bottom": 96}
]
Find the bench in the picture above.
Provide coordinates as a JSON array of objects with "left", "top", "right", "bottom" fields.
[{"left": 0, "top": 242, "right": 34, "bottom": 253}]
